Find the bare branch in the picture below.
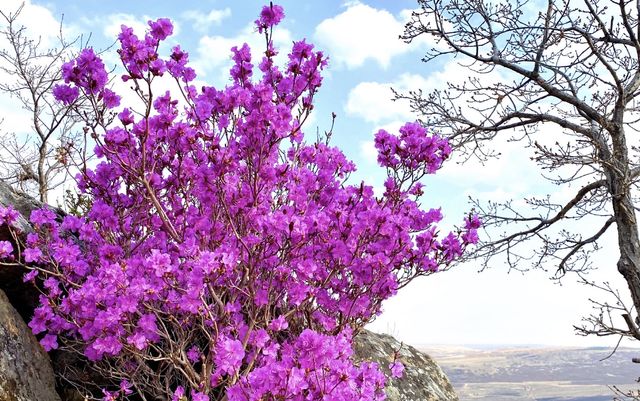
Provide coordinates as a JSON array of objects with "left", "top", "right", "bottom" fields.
[
  {"left": 0, "top": 3, "right": 88, "bottom": 203},
  {"left": 403, "top": 0, "right": 640, "bottom": 350}
]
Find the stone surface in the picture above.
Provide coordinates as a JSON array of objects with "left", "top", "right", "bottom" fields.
[
  {"left": 0, "top": 181, "right": 49, "bottom": 320},
  {"left": 0, "top": 181, "right": 43, "bottom": 235},
  {"left": 354, "top": 330, "right": 459, "bottom": 401},
  {"left": 0, "top": 288, "right": 60, "bottom": 401}
]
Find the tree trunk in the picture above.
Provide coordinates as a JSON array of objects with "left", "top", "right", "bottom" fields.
[
  {"left": 610, "top": 126, "right": 640, "bottom": 330},
  {"left": 37, "top": 143, "right": 47, "bottom": 204},
  {"left": 613, "top": 192, "right": 640, "bottom": 325}
]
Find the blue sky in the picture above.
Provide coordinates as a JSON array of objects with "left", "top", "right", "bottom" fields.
[{"left": 2, "top": 0, "right": 633, "bottom": 348}]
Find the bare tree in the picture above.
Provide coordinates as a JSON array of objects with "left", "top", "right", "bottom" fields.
[
  {"left": 400, "top": 0, "right": 640, "bottom": 344},
  {"left": 0, "top": 3, "right": 85, "bottom": 204},
  {"left": 613, "top": 386, "right": 640, "bottom": 401}
]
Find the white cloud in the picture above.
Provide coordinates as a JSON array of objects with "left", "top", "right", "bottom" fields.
[
  {"left": 102, "top": 13, "right": 149, "bottom": 39},
  {"left": 314, "top": 1, "right": 429, "bottom": 69},
  {"left": 367, "top": 259, "right": 631, "bottom": 347},
  {"left": 0, "top": 0, "right": 76, "bottom": 133},
  {"left": 347, "top": 61, "right": 539, "bottom": 203},
  {"left": 360, "top": 140, "right": 377, "bottom": 163},
  {"left": 78, "top": 12, "right": 186, "bottom": 70},
  {"left": 345, "top": 73, "right": 429, "bottom": 124},
  {"left": 81, "top": 12, "right": 182, "bottom": 43},
  {"left": 0, "top": 1, "right": 82, "bottom": 205},
  {"left": 441, "top": 140, "right": 536, "bottom": 191},
  {"left": 0, "top": 0, "right": 64, "bottom": 49},
  {"left": 193, "top": 23, "right": 292, "bottom": 86},
  {"left": 345, "top": 59, "right": 514, "bottom": 130},
  {"left": 182, "top": 8, "right": 232, "bottom": 32}
]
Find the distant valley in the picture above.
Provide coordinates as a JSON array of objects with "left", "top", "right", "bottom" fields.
[{"left": 418, "top": 345, "right": 640, "bottom": 401}]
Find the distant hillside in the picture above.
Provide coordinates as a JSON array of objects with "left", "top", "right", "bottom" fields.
[{"left": 418, "top": 345, "right": 640, "bottom": 401}]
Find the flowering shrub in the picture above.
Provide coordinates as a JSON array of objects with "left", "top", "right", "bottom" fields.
[{"left": 0, "top": 4, "right": 479, "bottom": 401}]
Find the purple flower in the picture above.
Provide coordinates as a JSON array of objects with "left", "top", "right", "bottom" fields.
[
  {"left": 171, "top": 386, "right": 185, "bottom": 401},
  {"left": 29, "top": 308, "right": 47, "bottom": 334},
  {"left": 101, "top": 390, "right": 117, "bottom": 401},
  {"left": 150, "top": 59, "right": 167, "bottom": 76},
  {"left": 148, "top": 18, "right": 173, "bottom": 41},
  {"left": 126, "top": 332, "right": 147, "bottom": 350},
  {"left": 138, "top": 314, "right": 158, "bottom": 336},
  {"left": 465, "top": 214, "right": 481, "bottom": 229},
  {"left": 251, "top": 329, "right": 270, "bottom": 348},
  {"left": 148, "top": 250, "right": 173, "bottom": 277},
  {"left": 191, "top": 391, "right": 209, "bottom": 401},
  {"left": 0, "top": 206, "right": 19, "bottom": 226},
  {"left": 441, "top": 232, "right": 463, "bottom": 262},
  {"left": 0, "top": 6, "right": 477, "bottom": 401},
  {"left": 62, "top": 48, "right": 108, "bottom": 94},
  {"left": 23, "top": 270, "right": 38, "bottom": 282},
  {"left": 256, "top": 4, "right": 285, "bottom": 32},
  {"left": 462, "top": 229, "right": 479, "bottom": 245},
  {"left": 88, "top": 336, "right": 123, "bottom": 360},
  {"left": 40, "top": 334, "right": 58, "bottom": 351},
  {"left": 61, "top": 215, "right": 83, "bottom": 232},
  {"left": 0, "top": 241, "right": 13, "bottom": 258},
  {"left": 30, "top": 208, "right": 57, "bottom": 226},
  {"left": 105, "top": 127, "right": 129, "bottom": 144},
  {"left": 187, "top": 345, "right": 201, "bottom": 363},
  {"left": 101, "top": 88, "right": 121, "bottom": 109},
  {"left": 268, "top": 315, "right": 288, "bottom": 331},
  {"left": 53, "top": 243, "right": 80, "bottom": 266},
  {"left": 118, "top": 108, "right": 135, "bottom": 125},
  {"left": 53, "top": 84, "right": 79, "bottom": 105},
  {"left": 119, "top": 379, "right": 133, "bottom": 395},
  {"left": 389, "top": 361, "right": 405, "bottom": 378},
  {"left": 215, "top": 337, "right": 245, "bottom": 375}
]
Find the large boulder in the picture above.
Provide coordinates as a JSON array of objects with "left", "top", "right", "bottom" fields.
[
  {"left": 0, "top": 181, "right": 56, "bottom": 320},
  {"left": 354, "top": 330, "right": 458, "bottom": 401},
  {"left": 0, "top": 181, "right": 42, "bottom": 234},
  {"left": 0, "top": 288, "right": 60, "bottom": 401},
  {"left": 0, "top": 182, "right": 63, "bottom": 401}
]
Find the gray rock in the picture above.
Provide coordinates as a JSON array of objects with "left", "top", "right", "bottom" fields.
[
  {"left": 354, "top": 330, "right": 458, "bottom": 401},
  {"left": 0, "top": 182, "right": 45, "bottom": 320},
  {"left": 0, "top": 181, "right": 42, "bottom": 234},
  {"left": 0, "top": 288, "right": 60, "bottom": 401},
  {"left": 0, "top": 181, "right": 64, "bottom": 321}
]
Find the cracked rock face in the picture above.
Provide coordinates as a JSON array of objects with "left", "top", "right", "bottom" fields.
[
  {"left": 0, "top": 182, "right": 61, "bottom": 401},
  {"left": 0, "top": 181, "right": 50, "bottom": 321},
  {"left": 0, "top": 288, "right": 60, "bottom": 401},
  {"left": 354, "top": 330, "right": 459, "bottom": 401},
  {"left": 0, "top": 182, "right": 62, "bottom": 321}
]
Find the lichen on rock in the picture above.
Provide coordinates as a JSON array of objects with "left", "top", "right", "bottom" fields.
[
  {"left": 0, "top": 288, "right": 60, "bottom": 401},
  {"left": 354, "top": 330, "right": 459, "bottom": 401}
]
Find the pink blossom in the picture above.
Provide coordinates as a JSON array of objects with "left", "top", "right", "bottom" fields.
[
  {"left": 215, "top": 338, "right": 245, "bottom": 375},
  {"left": 0, "top": 5, "right": 480, "bottom": 400},
  {"left": 0, "top": 241, "right": 12, "bottom": 258},
  {"left": 52, "top": 84, "right": 79, "bottom": 105},
  {"left": 389, "top": 361, "right": 405, "bottom": 378}
]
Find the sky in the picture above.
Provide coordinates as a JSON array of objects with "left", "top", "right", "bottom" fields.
[{"left": 0, "top": 0, "right": 635, "bottom": 348}]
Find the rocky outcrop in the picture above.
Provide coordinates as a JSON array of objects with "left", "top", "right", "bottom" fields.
[
  {"left": 0, "top": 182, "right": 64, "bottom": 321},
  {"left": 0, "top": 181, "right": 53, "bottom": 320},
  {"left": 0, "top": 288, "right": 60, "bottom": 401},
  {"left": 0, "top": 181, "right": 42, "bottom": 235},
  {"left": 0, "top": 182, "right": 62, "bottom": 401},
  {"left": 354, "top": 330, "right": 459, "bottom": 401}
]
